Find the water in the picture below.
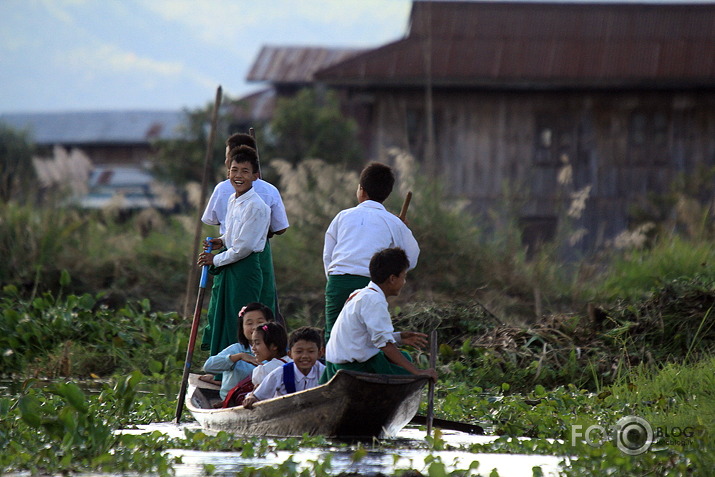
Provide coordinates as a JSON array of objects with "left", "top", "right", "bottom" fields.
[
  {"left": 1, "top": 379, "right": 563, "bottom": 475},
  {"left": 119, "top": 422, "right": 564, "bottom": 476}
]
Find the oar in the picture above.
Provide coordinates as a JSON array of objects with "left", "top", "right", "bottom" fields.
[
  {"left": 175, "top": 237, "right": 212, "bottom": 424},
  {"left": 410, "top": 415, "right": 485, "bottom": 435},
  {"left": 398, "top": 191, "right": 413, "bottom": 222},
  {"left": 426, "top": 329, "right": 437, "bottom": 436}
]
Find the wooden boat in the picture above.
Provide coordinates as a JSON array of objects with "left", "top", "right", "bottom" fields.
[{"left": 185, "top": 370, "right": 429, "bottom": 439}]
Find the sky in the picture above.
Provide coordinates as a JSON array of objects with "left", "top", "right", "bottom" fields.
[
  {"left": 1, "top": 0, "right": 711, "bottom": 114},
  {"left": 0, "top": 0, "right": 412, "bottom": 113}
]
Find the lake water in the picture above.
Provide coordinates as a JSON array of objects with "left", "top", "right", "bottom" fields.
[{"left": 120, "top": 422, "right": 564, "bottom": 476}]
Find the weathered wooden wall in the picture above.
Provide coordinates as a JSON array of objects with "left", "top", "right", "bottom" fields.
[{"left": 369, "top": 89, "right": 715, "bottom": 252}]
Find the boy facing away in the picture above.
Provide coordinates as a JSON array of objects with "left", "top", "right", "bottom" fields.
[
  {"left": 322, "top": 162, "right": 419, "bottom": 342},
  {"left": 198, "top": 145, "right": 271, "bottom": 358},
  {"left": 242, "top": 326, "right": 325, "bottom": 408},
  {"left": 201, "top": 132, "right": 289, "bottom": 320},
  {"left": 320, "top": 247, "right": 437, "bottom": 384}
]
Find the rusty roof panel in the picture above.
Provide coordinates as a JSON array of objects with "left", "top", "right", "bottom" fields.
[
  {"left": 246, "top": 46, "right": 366, "bottom": 83},
  {"left": 317, "top": 1, "right": 715, "bottom": 88}
]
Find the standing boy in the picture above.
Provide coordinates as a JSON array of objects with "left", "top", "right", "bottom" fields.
[
  {"left": 242, "top": 326, "right": 325, "bottom": 408},
  {"left": 320, "top": 247, "right": 437, "bottom": 384},
  {"left": 323, "top": 162, "right": 419, "bottom": 342},
  {"left": 198, "top": 145, "right": 270, "bottom": 358},
  {"left": 201, "top": 132, "right": 289, "bottom": 319}
]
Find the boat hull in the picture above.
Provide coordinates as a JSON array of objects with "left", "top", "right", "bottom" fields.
[{"left": 186, "top": 370, "right": 429, "bottom": 439}]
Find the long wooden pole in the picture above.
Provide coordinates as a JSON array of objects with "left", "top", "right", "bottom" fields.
[
  {"left": 183, "top": 86, "right": 222, "bottom": 317},
  {"left": 175, "top": 238, "right": 212, "bottom": 423},
  {"left": 426, "top": 329, "right": 438, "bottom": 436},
  {"left": 398, "top": 191, "right": 413, "bottom": 222}
]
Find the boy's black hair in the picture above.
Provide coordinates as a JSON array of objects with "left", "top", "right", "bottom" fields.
[
  {"left": 288, "top": 326, "right": 323, "bottom": 349},
  {"left": 359, "top": 162, "right": 395, "bottom": 203},
  {"left": 253, "top": 322, "right": 288, "bottom": 357},
  {"left": 225, "top": 132, "right": 257, "bottom": 150},
  {"left": 228, "top": 145, "right": 260, "bottom": 174},
  {"left": 369, "top": 247, "right": 409, "bottom": 284},
  {"left": 237, "top": 302, "right": 274, "bottom": 346},
  {"left": 225, "top": 133, "right": 257, "bottom": 168}
]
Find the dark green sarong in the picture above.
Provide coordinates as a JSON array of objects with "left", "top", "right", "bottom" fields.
[
  {"left": 201, "top": 252, "right": 263, "bottom": 356},
  {"left": 319, "top": 350, "right": 412, "bottom": 384},
  {"left": 257, "top": 239, "right": 277, "bottom": 318},
  {"left": 324, "top": 274, "right": 370, "bottom": 343}
]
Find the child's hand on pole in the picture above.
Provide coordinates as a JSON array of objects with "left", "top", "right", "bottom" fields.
[
  {"left": 203, "top": 237, "right": 223, "bottom": 250},
  {"left": 197, "top": 252, "right": 214, "bottom": 267}
]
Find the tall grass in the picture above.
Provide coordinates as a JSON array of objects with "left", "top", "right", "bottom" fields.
[
  {"left": 595, "top": 235, "right": 715, "bottom": 302},
  {"left": 0, "top": 201, "right": 196, "bottom": 311}
]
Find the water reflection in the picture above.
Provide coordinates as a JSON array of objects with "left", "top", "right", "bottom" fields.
[{"left": 120, "top": 423, "right": 563, "bottom": 476}]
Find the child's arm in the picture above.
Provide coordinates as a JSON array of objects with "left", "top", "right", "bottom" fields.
[
  {"left": 203, "top": 345, "right": 257, "bottom": 373},
  {"left": 381, "top": 342, "right": 438, "bottom": 382},
  {"left": 322, "top": 216, "right": 339, "bottom": 277},
  {"left": 268, "top": 189, "right": 289, "bottom": 236},
  {"left": 201, "top": 182, "right": 225, "bottom": 226},
  {"left": 397, "top": 331, "right": 428, "bottom": 349},
  {"left": 243, "top": 365, "right": 283, "bottom": 408}
]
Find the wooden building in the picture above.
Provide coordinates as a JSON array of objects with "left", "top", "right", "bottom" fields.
[{"left": 312, "top": 1, "right": 715, "bottom": 252}]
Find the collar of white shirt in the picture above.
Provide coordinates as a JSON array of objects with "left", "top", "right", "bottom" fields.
[
  {"left": 357, "top": 200, "right": 386, "bottom": 210},
  {"left": 230, "top": 187, "right": 257, "bottom": 204}
]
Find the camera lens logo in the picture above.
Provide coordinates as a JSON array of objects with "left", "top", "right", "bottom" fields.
[{"left": 614, "top": 416, "right": 653, "bottom": 455}]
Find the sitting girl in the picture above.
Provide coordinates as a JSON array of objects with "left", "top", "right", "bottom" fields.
[
  {"left": 250, "top": 322, "right": 291, "bottom": 386},
  {"left": 202, "top": 302, "right": 273, "bottom": 402},
  {"left": 221, "top": 322, "right": 291, "bottom": 407}
]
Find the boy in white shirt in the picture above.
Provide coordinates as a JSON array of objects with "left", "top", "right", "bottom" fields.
[
  {"left": 201, "top": 132, "right": 289, "bottom": 321},
  {"left": 197, "top": 146, "right": 271, "bottom": 358},
  {"left": 323, "top": 162, "right": 419, "bottom": 343},
  {"left": 243, "top": 326, "right": 325, "bottom": 408},
  {"left": 320, "top": 248, "right": 437, "bottom": 384}
]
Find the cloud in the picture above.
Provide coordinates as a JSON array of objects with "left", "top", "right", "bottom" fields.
[
  {"left": 135, "top": 0, "right": 411, "bottom": 48},
  {"left": 60, "top": 42, "right": 216, "bottom": 90}
]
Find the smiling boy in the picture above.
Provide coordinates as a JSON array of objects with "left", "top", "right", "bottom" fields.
[
  {"left": 198, "top": 145, "right": 271, "bottom": 358},
  {"left": 242, "top": 326, "right": 325, "bottom": 408}
]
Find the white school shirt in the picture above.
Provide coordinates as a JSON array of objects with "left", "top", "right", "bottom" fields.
[
  {"left": 213, "top": 188, "right": 270, "bottom": 268},
  {"left": 323, "top": 200, "right": 420, "bottom": 277},
  {"left": 251, "top": 355, "right": 292, "bottom": 386},
  {"left": 249, "top": 361, "right": 326, "bottom": 402},
  {"left": 202, "top": 179, "right": 289, "bottom": 235},
  {"left": 325, "top": 282, "right": 402, "bottom": 364}
]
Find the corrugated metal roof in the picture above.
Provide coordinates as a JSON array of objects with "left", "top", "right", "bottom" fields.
[
  {"left": 0, "top": 110, "right": 187, "bottom": 145},
  {"left": 316, "top": 1, "right": 715, "bottom": 88},
  {"left": 246, "top": 46, "right": 366, "bottom": 83},
  {"left": 229, "top": 88, "right": 276, "bottom": 122}
]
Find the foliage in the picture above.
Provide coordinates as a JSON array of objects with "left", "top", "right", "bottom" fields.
[
  {"left": 0, "top": 201, "right": 195, "bottom": 311},
  {"left": 0, "top": 283, "right": 186, "bottom": 380},
  {"left": 0, "top": 123, "right": 36, "bottom": 202},
  {"left": 594, "top": 235, "right": 715, "bottom": 302},
  {"left": 150, "top": 95, "right": 250, "bottom": 188},
  {"left": 264, "top": 88, "right": 362, "bottom": 168},
  {"left": 0, "top": 372, "right": 178, "bottom": 475}
]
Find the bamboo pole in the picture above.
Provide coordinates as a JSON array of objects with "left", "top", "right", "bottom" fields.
[{"left": 182, "top": 86, "right": 222, "bottom": 317}]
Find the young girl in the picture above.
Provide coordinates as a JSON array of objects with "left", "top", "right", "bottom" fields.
[
  {"left": 250, "top": 322, "right": 291, "bottom": 386},
  {"left": 202, "top": 302, "right": 273, "bottom": 400}
]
